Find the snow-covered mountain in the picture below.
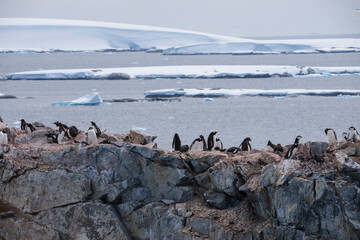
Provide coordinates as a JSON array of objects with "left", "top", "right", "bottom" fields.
[{"left": 1, "top": 18, "right": 359, "bottom": 54}]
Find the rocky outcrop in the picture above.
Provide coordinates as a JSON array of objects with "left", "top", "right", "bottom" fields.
[{"left": 0, "top": 126, "right": 359, "bottom": 240}]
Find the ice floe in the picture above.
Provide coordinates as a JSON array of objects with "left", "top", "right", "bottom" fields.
[
  {"left": 52, "top": 92, "right": 103, "bottom": 106},
  {"left": 0, "top": 18, "right": 359, "bottom": 54},
  {"left": 0, "top": 93, "right": 16, "bottom": 99},
  {"left": 6, "top": 65, "right": 360, "bottom": 80},
  {"left": 144, "top": 88, "right": 360, "bottom": 98}
]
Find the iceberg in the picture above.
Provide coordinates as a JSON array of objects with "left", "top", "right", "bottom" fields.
[
  {"left": 6, "top": 65, "right": 360, "bottom": 80},
  {"left": 0, "top": 93, "right": 16, "bottom": 99},
  {"left": 0, "top": 18, "right": 359, "bottom": 54},
  {"left": 52, "top": 92, "right": 103, "bottom": 106},
  {"left": 144, "top": 88, "right": 360, "bottom": 98}
]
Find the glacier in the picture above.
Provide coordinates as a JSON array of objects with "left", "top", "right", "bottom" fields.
[
  {"left": 51, "top": 92, "right": 103, "bottom": 106},
  {"left": 0, "top": 18, "right": 359, "bottom": 54},
  {"left": 6, "top": 65, "right": 360, "bottom": 80},
  {"left": 144, "top": 88, "right": 360, "bottom": 98}
]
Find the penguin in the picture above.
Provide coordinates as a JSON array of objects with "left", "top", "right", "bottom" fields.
[
  {"left": 267, "top": 140, "right": 284, "bottom": 153},
  {"left": 53, "top": 121, "right": 69, "bottom": 130},
  {"left": 324, "top": 128, "right": 337, "bottom": 144},
  {"left": 20, "top": 119, "right": 27, "bottom": 131},
  {"left": 46, "top": 131, "right": 65, "bottom": 144},
  {"left": 90, "top": 121, "right": 102, "bottom": 138},
  {"left": 285, "top": 143, "right": 299, "bottom": 159},
  {"left": 86, "top": 127, "right": 97, "bottom": 145},
  {"left": 285, "top": 135, "right": 302, "bottom": 159},
  {"left": 172, "top": 133, "right": 181, "bottom": 151},
  {"left": 226, "top": 147, "right": 240, "bottom": 154},
  {"left": 294, "top": 135, "right": 302, "bottom": 144},
  {"left": 67, "top": 126, "right": 79, "bottom": 139},
  {"left": 179, "top": 145, "right": 189, "bottom": 153},
  {"left": 213, "top": 138, "right": 223, "bottom": 151},
  {"left": 190, "top": 135, "right": 207, "bottom": 150},
  {"left": 342, "top": 132, "right": 349, "bottom": 141},
  {"left": 239, "top": 137, "right": 252, "bottom": 151},
  {"left": 347, "top": 126, "right": 360, "bottom": 142},
  {"left": 207, "top": 131, "right": 218, "bottom": 150}
]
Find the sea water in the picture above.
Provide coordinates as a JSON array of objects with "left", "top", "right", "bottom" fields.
[{"left": 0, "top": 52, "right": 359, "bottom": 149}]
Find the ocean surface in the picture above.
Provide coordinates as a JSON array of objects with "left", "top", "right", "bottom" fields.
[{"left": 0, "top": 52, "right": 359, "bottom": 150}]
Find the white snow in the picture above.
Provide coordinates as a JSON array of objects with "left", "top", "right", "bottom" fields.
[
  {"left": 6, "top": 65, "right": 360, "bottom": 80},
  {"left": 51, "top": 91, "right": 102, "bottom": 106},
  {"left": 1, "top": 18, "right": 359, "bottom": 54},
  {"left": 144, "top": 88, "right": 360, "bottom": 98}
]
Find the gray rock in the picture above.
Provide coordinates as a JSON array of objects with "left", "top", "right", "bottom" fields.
[
  {"left": 0, "top": 169, "right": 91, "bottom": 213},
  {"left": 129, "top": 130, "right": 157, "bottom": 145},
  {"left": 310, "top": 142, "right": 328, "bottom": 157},
  {"left": 144, "top": 163, "right": 192, "bottom": 202},
  {"left": 115, "top": 201, "right": 143, "bottom": 218},
  {"left": 204, "top": 191, "right": 240, "bottom": 209},
  {"left": 35, "top": 202, "right": 131, "bottom": 240},
  {"left": 187, "top": 217, "right": 213, "bottom": 236},
  {"left": 0, "top": 218, "right": 60, "bottom": 240},
  {"left": 208, "top": 161, "right": 241, "bottom": 197},
  {"left": 260, "top": 164, "right": 278, "bottom": 186}
]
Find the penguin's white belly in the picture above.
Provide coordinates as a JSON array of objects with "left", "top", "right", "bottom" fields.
[
  {"left": 3, "top": 133, "right": 8, "bottom": 144},
  {"left": 0, "top": 132, "right": 4, "bottom": 144},
  {"left": 57, "top": 131, "right": 65, "bottom": 144},
  {"left": 87, "top": 129, "right": 97, "bottom": 145},
  {"left": 290, "top": 147, "right": 297, "bottom": 159},
  {"left": 327, "top": 131, "right": 337, "bottom": 144}
]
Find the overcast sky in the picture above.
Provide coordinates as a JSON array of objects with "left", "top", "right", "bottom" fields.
[{"left": 0, "top": 0, "right": 359, "bottom": 37}]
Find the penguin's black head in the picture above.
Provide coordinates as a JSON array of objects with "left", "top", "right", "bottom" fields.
[
  {"left": 349, "top": 126, "right": 356, "bottom": 131},
  {"left": 21, "top": 119, "right": 25, "bottom": 123},
  {"left": 324, "top": 128, "right": 330, "bottom": 134},
  {"left": 91, "top": 121, "right": 95, "bottom": 125},
  {"left": 267, "top": 140, "right": 271, "bottom": 146},
  {"left": 53, "top": 121, "right": 59, "bottom": 126},
  {"left": 244, "top": 137, "right": 251, "bottom": 142},
  {"left": 199, "top": 135, "right": 204, "bottom": 140},
  {"left": 296, "top": 135, "right": 302, "bottom": 139}
]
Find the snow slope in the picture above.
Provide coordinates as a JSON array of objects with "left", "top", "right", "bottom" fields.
[
  {"left": 144, "top": 88, "right": 360, "bottom": 98},
  {"left": 1, "top": 18, "right": 359, "bottom": 54},
  {"left": 6, "top": 65, "right": 360, "bottom": 80}
]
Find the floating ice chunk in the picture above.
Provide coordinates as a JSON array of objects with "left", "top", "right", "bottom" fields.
[
  {"left": 274, "top": 96, "right": 285, "bottom": 100},
  {"left": 132, "top": 125, "right": 147, "bottom": 131},
  {"left": 204, "top": 98, "right": 214, "bottom": 101},
  {"left": 132, "top": 62, "right": 138, "bottom": 65},
  {"left": 52, "top": 92, "right": 103, "bottom": 106},
  {"left": 168, "top": 117, "right": 175, "bottom": 120}
]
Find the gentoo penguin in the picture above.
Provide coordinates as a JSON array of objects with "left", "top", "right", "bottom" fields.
[
  {"left": 86, "top": 127, "right": 97, "bottom": 145},
  {"left": 342, "top": 132, "right": 349, "bottom": 141},
  {"left": 226, "top": 147, "right": 240, "bottom": 154},
  {"left": 179, "top": 145, "right": 189, "bottom": 153},
  {"left": 348, "top": 126, "right": 360, "bottom": 142},
  {"left": 294, "top": 135, "right": 302, "bottom": 144},
  {"left": 46, "top": 131, "right": 65, "bottom": 144},
  {"left": 285, "top": 143, "right": 299, "bottom": 159},
  {"left": 207, "top": 131, "right": 218, "bottom": 150},
  {"left": 267, "top": 140, "right": 284, "bottom": 153},
  {"left": 90, "top": 121, "right": 102, "bottom": 138},
  {"left": 325, "top": 128, "right": 337, "bottom": 144},
  {"left": 67, "top": 126, "right": 79, "bottom": 139},
  {"left": 172, "top": 133, "right": 181, "bottom": 151},
  {"left": 21, "top": 119, "right": 36, "bottom": 134},
  {"left": 53, "top": 121, "right": 69, "bottom": 130},
  {"left": 239, "top": 137, "right": 252, "bottom": 151},
  {"left": 190, "top": 135, "right": 207, "bottom": 150},
  {"left": 285, "top": 136, "right": 302, "bottom": 159},
  {"left": 213, "top": 138, "right": 223, "bottom": 151}
]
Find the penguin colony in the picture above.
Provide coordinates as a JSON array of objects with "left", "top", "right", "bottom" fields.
[
  {"left": 0, "top": 116, "right": 358, "bottom": 161},
  {"left": 172, "top": 126, "right": 360, "bottom": 160}
]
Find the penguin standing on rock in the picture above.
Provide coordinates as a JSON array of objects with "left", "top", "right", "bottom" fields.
[
  {"left": 342, "top": 132, "right": 349, "bottom": 141},
  {"left": 0, "top": 131, "right": 8, "bottom": 145},
  {"left": 325, "top": 128, "right": 337, "bottom": 144},
  {"left": 67, "top": 126, "right": 79, "bottom": 139},
  {"left": 47, "top": 130, "right": 65, "bottom": 144},
  {"left": 347, "top": 126, "right": 360, "bottom": 142},
  {"left": 267, "top": 140, "right": 284, "bottom": 153},
  {"left": 239, "top": 137, "right": 252, "bottom": 151},
  {"left": 90, "top": 121, "right": 102, "bottom": 138},
  {"left": 213, "top": 138, "right": 223, "bottom": 151},
  {"left": 207, "top": 131, "right": 218, "bottom": 150},
  {"left": 86, "top": 127, "right": 97, "bottom": 145},
  {"left": 285, "top": 136, "right": 302, "bottom": 159},
  {"left": 190, "top": 135, "right": 207, "bottom": 150},
  {"left": 172, "top": 133, "right": 181, "bottom": 151},
  {"left": 20, "top": 119, "right": 36, "bottom": 134}
]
